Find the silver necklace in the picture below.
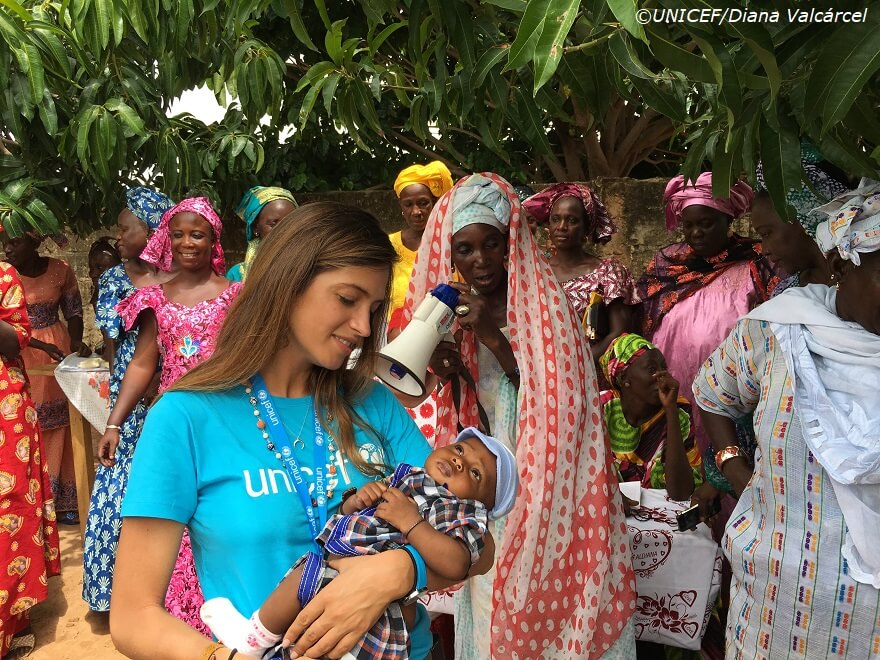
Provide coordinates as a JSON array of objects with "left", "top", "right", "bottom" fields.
[{"left": 282, "top": 412, "right": 311, "bottom": 450}]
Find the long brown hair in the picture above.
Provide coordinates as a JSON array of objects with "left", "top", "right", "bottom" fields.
[{"left": 171, "top": 201, "right": 398, "bottom": 477}]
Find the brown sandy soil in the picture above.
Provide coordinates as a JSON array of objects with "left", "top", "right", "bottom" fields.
[{"left": 28, "top": 527, "right": 124, "bottom": 659}]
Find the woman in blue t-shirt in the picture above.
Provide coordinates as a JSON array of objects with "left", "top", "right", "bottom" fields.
[{"left": 110, "top": 202, "right": 494, "bottom": 660}]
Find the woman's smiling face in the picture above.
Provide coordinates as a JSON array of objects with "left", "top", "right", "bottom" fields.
[{"left": 170, "top": 213, "right": 214, "bottom": 271}]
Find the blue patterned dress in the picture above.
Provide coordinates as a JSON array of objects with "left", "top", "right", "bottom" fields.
[{"left": 82, "top": 264, "right": 153, "bottom": 611}]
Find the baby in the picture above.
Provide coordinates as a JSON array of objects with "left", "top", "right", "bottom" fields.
[{"left": 201, "top": 426, "right": 518, "bottom": 659}]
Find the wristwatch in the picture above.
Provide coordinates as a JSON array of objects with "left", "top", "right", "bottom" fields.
[{"left": 401, "top": 545, "right": 428, "bottom": 606}]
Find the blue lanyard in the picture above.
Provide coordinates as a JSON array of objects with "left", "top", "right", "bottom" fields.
[{"left": 252, "top": 374, "right": 328, "bottom": 547}]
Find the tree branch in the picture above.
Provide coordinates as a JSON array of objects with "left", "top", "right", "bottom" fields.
[
  {"left": 385, "top": 129, "right": 468, "bottom": 177},
  {"left": 542, "top": 153, "right": 568, "bottom": 182},
  {"left": 583, "top": 129, "right": 610, "bottom": 178},
  {"left": 556, "top": 127, "right": 586, "bottom": 180},
  {"left": 563, "top": 32, "right": 612, "bottom": 54}
]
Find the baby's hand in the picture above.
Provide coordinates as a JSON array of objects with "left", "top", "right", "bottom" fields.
[
  {"left": 342, "top": 481, "right": 388, "bottom": 514},
  {"left": 375, "top": 487, "right": 421, "bottom": 533}
]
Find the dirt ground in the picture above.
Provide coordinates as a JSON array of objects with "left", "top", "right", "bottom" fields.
[{"left": 28, "top": 525, "right": 124, "bottom": 659}]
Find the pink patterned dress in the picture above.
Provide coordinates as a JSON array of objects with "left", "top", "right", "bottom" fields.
[
  {"left": 116, "top": 282, "right": 242, "bottom": 635},
  {"left": 560, "top": 257, "right": 641, "bottom": 318}
]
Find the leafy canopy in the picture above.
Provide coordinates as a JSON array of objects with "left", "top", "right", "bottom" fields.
[{"left": 0, "top": 0, "right": 877, "bottom": 235}]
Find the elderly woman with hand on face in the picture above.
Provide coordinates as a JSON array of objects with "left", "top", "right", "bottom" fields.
[
  {"left": 405, "top": 172, "right": 637, "bottom": 659},
  {"left": 692, "top": 179, "right": 880, "bottom": 659},
  {"left": 598, "top": 334, "right": 701, "bottom": 503}
]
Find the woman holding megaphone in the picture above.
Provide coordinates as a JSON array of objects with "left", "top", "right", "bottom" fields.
[{"left": 404, "top": 173, "right": 637, "bottom": 659}]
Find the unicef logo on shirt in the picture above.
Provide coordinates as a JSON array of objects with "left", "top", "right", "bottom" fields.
[
  {"left": 358, "top": 442, "right": 385, "bottom": 466},
  {"left": 258, "top": 390, "right": 268, "bottom": 401},
  {"left": 282, "top": 446, "right": 292, "bottom": 458}
]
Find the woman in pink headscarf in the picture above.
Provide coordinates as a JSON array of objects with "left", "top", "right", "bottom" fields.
[
  {"left": 523, "top": 183, "right": 640, "bottom": 359},
  {"left": 406, "top": 173, "right": 637, "bottom": 658},
  {"left": 637, "top": 172, "right": 778, "bottom": 459},
  {"left": 101, "top": 197, "right": 242, "bottom": 635}
]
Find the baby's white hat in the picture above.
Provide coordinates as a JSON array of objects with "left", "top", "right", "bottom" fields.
[{"left": 455, "top": 427, "right": 519, "bottom": 520}]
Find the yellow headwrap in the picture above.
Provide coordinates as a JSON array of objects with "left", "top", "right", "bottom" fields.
[{"left": 393, "top": 161, "right": 454, "bottom": 198}]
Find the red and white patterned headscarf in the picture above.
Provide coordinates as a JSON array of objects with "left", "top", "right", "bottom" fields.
[
  {"left": 404, "top": 172, "right": 636, "bottom": 657},
  {"left": 141, "top": 197, "right": 226, "bottom": 275}
]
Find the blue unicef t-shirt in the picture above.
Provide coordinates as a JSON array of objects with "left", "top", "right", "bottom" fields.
[{"left": 122, "top": 382, "right": 432, "bottom": 653}]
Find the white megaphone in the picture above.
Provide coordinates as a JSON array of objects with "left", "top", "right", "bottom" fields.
[{"left": 375, "top": 284, "right": 460, "bottom": 397}]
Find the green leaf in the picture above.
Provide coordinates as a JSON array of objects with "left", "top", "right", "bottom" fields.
[
  {"left": 279, "top": 0, "right": 317, "bottom": 50},
  {"left": 28, "top": 25, "right": 73, "bottom": 79},
  {"left": 295, "top": 61, "right": 335, "bottom": 93},
  {"left": 0, "top": 7, "right": 25, "bottom": 46},
  {"left": 352, "top": 80, "right": 384, "bottom": 136},
  {"left": 532, "top": 0, "right": 580, "bottom": 93},
  {"left": 844, "top": 95, "right": 880, "bottom": 146},
  {"left": 687, "top": 27, "right": 741, "bottom": 120},
  {"left": 0, "top": 0, "right": 30, "bottom": 22},
  {"left": 254, "top": 141, "right": 265, "bottom": 173},
  {"left": 16, "top": 43, "right": 45, "bottom": 106},
  {"left": 325, "top": 19, "right": 346, "bottom": 66},
  {"left": 409, "top": 95, "right": 428, "bottom": 141},
  {"left": 75, "top": 106, "right": 100, "bottom": 168},
  {"left": 818, "top": 128, "right": 880, "bottom": 179},
  {"left": 106, "top": 98, "right": 147, "bottom": 136},
  {"left": 506, "top": 0, "right": 549, "bottom": 70},
  {"left": 444, "top": 3, "right": 475, "bottom": 70},
  {"left": 759, "top": 110, "right": 800, "bottom": 223},
  {"left": 369, "top": 20, "right": 406, "bottom": 55},
  {"left": 808, "top": 15, "right": 880, "bottom": 133},
  {"left": 314, "top": 0, "right": 331, "bottom": 29},
  {"left": 513, "top": 87, "right": 552, "bottom": 155},
  {"left": 605, "top": 0, "right": 646, "bottom": 43},
  {"left": 124, "top": 0, "right": 149, "bottom": 41},
  {"left": 175, "top": 0, "right": 193, "bottom": 50},
  {"left": 298, "top": 78, "right": 325, "bottom": 129},
  {"left": 37, "top": 88, "right": 58, "bottom": 135},
  {"left": 473, "top": 45, "right": 509, "bottom": 87},
  {"left": 94, "top": 0, "right": 111, "bottom": 50},
  {"left": 91, "top": 109, "right": 112, "bottom": 182},
  {"left": 321, "top": 71, "right": 341, "bottom": 114},
  {"left": 629, "top": 76, "right": 687, "bottom": 122},
  {"left": 711, "top": 128, "right": 743, "bottom": 200},
  {"left": 482, "top": 0, "right": 526, "bottom": 9},
  {"left": 25, "top": 197, "right": 58, "bottom": 234},
  {"left": 645, "top": 26, "right": 714, "bottom": 83},
  {"left": 2, "top": 90, "right": 24, "bottom": 139},
  {"left": 609, "top": 30, "right": 655, "bottom": 80}
]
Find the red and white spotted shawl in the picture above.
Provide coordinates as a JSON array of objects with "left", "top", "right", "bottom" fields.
[{"left": 404, "top": 173, "right": 636, "bottom": 657}]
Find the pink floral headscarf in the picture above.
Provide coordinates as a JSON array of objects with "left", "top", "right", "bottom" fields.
[
  {"left": 140, "top": 197, "right": 226, "bottom": 275},
  {"left": 664, "top": 172, "right": 754, "bottom": 231},
  {"left": 404, "top": 172, "right": 636, "bottom": 657},
  {"left": 522, "top": 182, "right": 617, "bottom": 244}
]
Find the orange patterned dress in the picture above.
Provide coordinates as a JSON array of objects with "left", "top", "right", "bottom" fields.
[{"left": 0, "top": 262, "right": 61, "bottom": 653}]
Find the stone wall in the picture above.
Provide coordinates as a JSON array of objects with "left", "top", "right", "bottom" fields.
[{"left": 39, "top": 177, "right": 753, "bottom": 345}]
